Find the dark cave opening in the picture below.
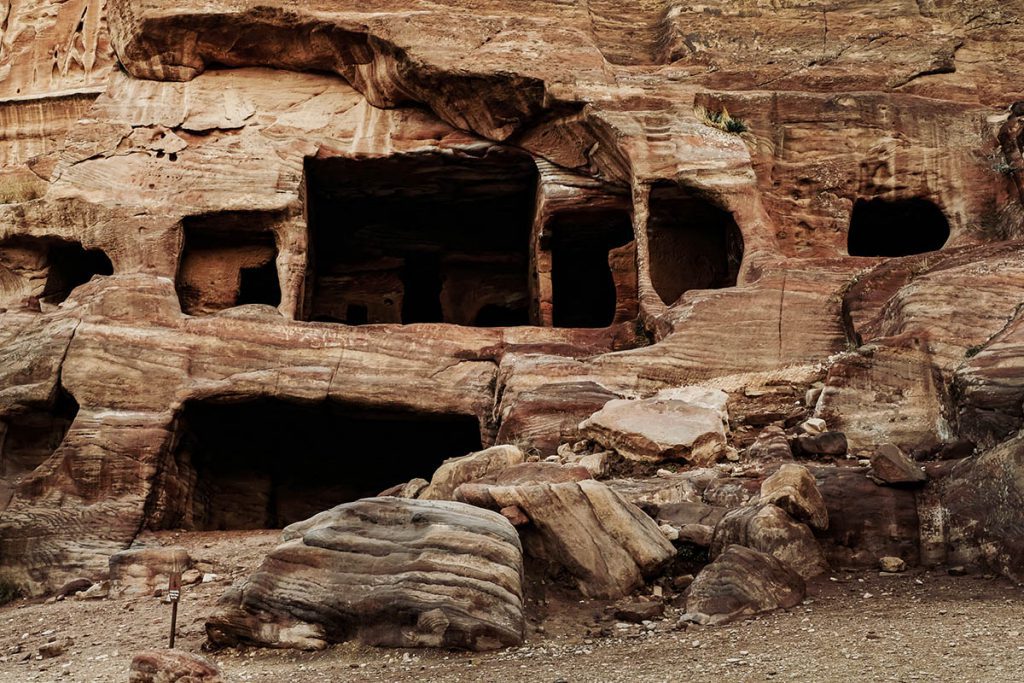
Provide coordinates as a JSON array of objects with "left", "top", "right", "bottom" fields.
[
  {"left": 44, "top": 242, "right": 114, "bottom": 303},
  {"left": 548, "top": 208, "right": 636, "bottom": 328},
  {"left": 166, "top": 398, "right": 484, "bottom": 530},
  {"left": 0, "top": 387, "right": 79, "bottom": 510},
  {"left": 176, "top": 212, "right": 281, "bottom": 316},
  {"left": 303, "top": 149, "right": 537, "bottom": 326},
  {"left": 0, "top": 236, "right": 113, "bottom": 305},
  {"left": 646, "top": 182, "right": 744, "bottom": 307},
  {"left": 847, "top": 197, "right": 950, "bottom": 257},
  {"left": 237, "top": 259, "right": 282, "bottom": 308}
]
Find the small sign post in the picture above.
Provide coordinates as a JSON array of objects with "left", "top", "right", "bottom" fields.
[{"left": 167, "top": 571, "right": 182, "bottom": 648}]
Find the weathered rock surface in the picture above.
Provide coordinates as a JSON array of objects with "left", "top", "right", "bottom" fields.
[
  {"left": 0, "top": 0, "right": 1022, "bottom": 593},
  {"left": 759, "top": 464, "right": 829, "bottom": 531},
  {"left": 579, "top": 387, "right": 729, "bottom": 464},
  {"left": 939, "top": 435, "right": 1024, "bottom": 583},
  {"left": 128, "top": 649, "right": 223, "bottom": 683},
  {"left": 686, "top": 545, "right": 805, "bottom": 625},
  {"left": 654, "top": 502, "right": 729, "bottom": 530},
  {"left": 418, "top": 445, "right": 525, "bottom": 501},
  {"left": 206, "top": 498, "right": 525, "bottom": 651},
  {"left": 677, "top": 524, "right": 715, "bottom": 548},
  {"left": 605, "top": 474, "right": 702, "bottom": 510},
  {"left": 813, "top": 467, "right": 921, "bottom": 568},
  {"left": 794, "top": 432, "right": 849, "bottom": 457},
  {"left": 711, "top": 503, "right": 829, "bottom": 580},
  {"left": 748, "top": 426, "right": 794, "bottom": 461},
  {"left": 953, "top": 308, "right": 1024, "bottom": 449},
  {"left": 495, "top": 381, "right": 623, "bottom": 455},
  {"left": 462, "top": 461, "right": 591, "bottom": 488},
  {"left": 456, "top": 480, "right": 674, "bottom": 599},
  {"left": 702, "top": 477, "right": 761, "bottom": 508},
  {"left": 869, "top": 444, "right": 928, "bottom": 486}
]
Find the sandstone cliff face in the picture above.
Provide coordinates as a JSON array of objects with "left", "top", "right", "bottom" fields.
[{"left": 0, "top": 0, "right": 1023, "bottom": 592}]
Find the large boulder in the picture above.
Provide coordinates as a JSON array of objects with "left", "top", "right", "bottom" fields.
[
  {"left": 456, "top": 480, "right": 675, "bottom": 598},
  {"left": 206, "top": 498, "right": 525, "bottom": 651},
  {"left": 578, "top": 387, "right": 729, "bottom": 464},
  {"left": 939, "top": 435, "right": 1024, "bottom": 582},
  {"left": 868, "top": 444, "right": 927, "bottom": 485},
  {"left": 686, "top": 545, "right": 805, "bottom": 625},
  {"left": 418, "top": 445, "right": 525, "bottom": 500},
  {"left": 711, "top": 503, "right": 829, "bottom": 579},
  {"left": 794, "top": 431, "right": 848, "bottom": 457},
  {"left": 759, "top": 464, "right": 829, "bottom": 530},
  {"left": 812, "top": 467, "right": 921, "bottom": 568},
  {"left": 129, "top": 650, "right": 223, "bottom": 683}
]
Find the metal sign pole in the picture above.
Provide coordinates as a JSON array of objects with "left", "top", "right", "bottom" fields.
[{"left": 168, "top": 571, "right": 182, "bottom": 648}]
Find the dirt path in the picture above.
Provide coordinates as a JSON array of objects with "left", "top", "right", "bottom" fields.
[{"left": 2, "top": 531, "right": 1022, "bottom": 682}]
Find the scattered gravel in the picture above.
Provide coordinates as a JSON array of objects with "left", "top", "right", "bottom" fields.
[{"left": 2, "top": 531, "right": 1022, "bottom": 682}]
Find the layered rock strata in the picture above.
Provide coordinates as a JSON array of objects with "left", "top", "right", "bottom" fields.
[
  {"left": 205, "top": 497, "right": 525, "bottom": 651},
  {"left": 0, "top": 0, "right": 1021, "bottom": 595}
]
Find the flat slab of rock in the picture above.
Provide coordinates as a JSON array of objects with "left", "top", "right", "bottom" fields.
[
  {"left": 869, "top": 444, "right": 927, "bottom": 485},
  {"left": 129, "top": 649, "right": 223, "bottom": 683},
  {"left": 467, "top": 461, "right": 591, "bottom": 487},
  {"left": 456, "top": 480, "right": 675, "bottom": 599},
  {"left": 418, "top": 445, "right": 525, "bottom": 500},
  {"left": 578, "top": 387, "right": 729, "bottom": 464},
  {"left": 110, "top": 547, "right": 191, "bottom": 595},
  {"left": 759, "top": 464, "right": 829, "bottom": 530},
  {"left": 686, "top": 545, "right": 805, "bottom": 625},
  {"left": 655, "top": 501, "right": 729, "bottom": 529},
  {"left": 206, "top": 498, "right": 524, "bottom": 651},
  {"left": 605, "top": 474, "right": 701, "bottom": 509},
  {"left": 711, "top": 503, "right": 829, "bottom": 579}
]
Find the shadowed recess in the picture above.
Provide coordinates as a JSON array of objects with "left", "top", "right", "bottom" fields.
[
  {"left": 646, "top": 182, "right": 744, "bottom": 307},
  {"left": 0, "top": 386, "right": 79, "bottom": 512},
  {"left": 0, "top": 236, "right": 113, "bottom": 306},
  {"left": 548, "top": 208, "right": 636, "bottom": 327},
  {"left": 160, "top": 398, "right": 484, "bottom": 530},
  {"left": 847, "top": 198, "right": 950, "bottom": 257},
  {"left": 175, "top": 212, "right": 282, "bottom": 315},
  {"left": 303, "top": 149, "right": 537, "bottom": 326}
]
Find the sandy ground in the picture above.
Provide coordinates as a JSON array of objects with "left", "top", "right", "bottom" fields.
[{"left": 2, "top": 530, "right": 1023, "bottom": 683}]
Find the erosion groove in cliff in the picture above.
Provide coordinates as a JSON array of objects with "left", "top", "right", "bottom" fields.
[{"left": 110, "top": 5, "right": 578, "bottom": 144}]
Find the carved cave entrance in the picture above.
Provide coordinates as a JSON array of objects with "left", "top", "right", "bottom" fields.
[
  {"left": 847, "top": 198, "right": 950, "bottom": 257},
  {"left": 0, "top": 236, "right": 113, "bottom": 306},
  {"left": 165, "top": 398, "right": 483, "bottom": 530},
  {"left": 546, "top": 208, "right": 636, "bottom": 327},
  {"left": 303, "top": 150, "right": 537, "bottom": 326},
  {"left": 646, "top": 182, "right": 744, "bottom": 307},
  {"left": 176, "top": 212, "right": 281, "bottom": 316},
  {"left": 0, "top": 387, "right": 79, "bottom": 510}
]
